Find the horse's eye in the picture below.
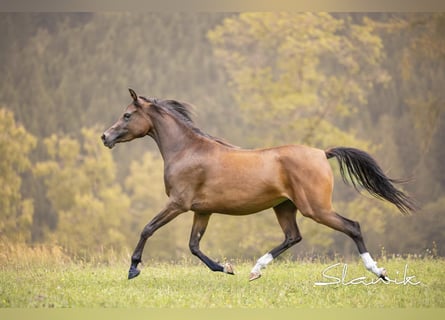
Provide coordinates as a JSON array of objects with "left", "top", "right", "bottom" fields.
[{"left": 123, "top": 113, "right": 131, "bottom": 121}]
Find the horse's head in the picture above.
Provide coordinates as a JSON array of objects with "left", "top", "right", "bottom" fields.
[{"left": 101, "top": 89, "right": 154, "bottom": 149}]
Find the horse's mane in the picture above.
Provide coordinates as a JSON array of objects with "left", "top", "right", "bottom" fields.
[{"left": 140, "top": 96, "right": 238, "bottom": 149}]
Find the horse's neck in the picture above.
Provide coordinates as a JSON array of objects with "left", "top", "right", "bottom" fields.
[{"left": 148, "top": 113, "right": 201, "bottom": 162}]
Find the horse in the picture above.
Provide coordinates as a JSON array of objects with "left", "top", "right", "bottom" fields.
[{"left": 101, "top": 88, "right": 416, "bottom": 281}]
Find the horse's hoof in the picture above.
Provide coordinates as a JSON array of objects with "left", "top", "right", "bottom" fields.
[
  {"left": 379, "top": 269, "right": 389, "bottom": 282},
  {"left": 128, "top": 266, "right": 141, "bottom": 280},
  {"left": 249, "top": 271, "right": 261, "bottom": 282},
  {"left": 223, "top": 263, "right": 235, "bottom": 275}
]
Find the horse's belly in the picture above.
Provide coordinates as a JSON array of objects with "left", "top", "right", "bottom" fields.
[{"left": 190, "top": 188, "right": 288, "bottom": 215}]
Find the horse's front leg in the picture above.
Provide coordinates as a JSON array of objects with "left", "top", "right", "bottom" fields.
[
  {"left": 189, "top": 212, "right": 234, "bottom": 275},
  {"left": 129, "top": 202, "right": 185, "bottom": 279}
]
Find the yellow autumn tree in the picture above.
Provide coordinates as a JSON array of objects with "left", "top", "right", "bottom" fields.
[
  {"left": 0, "top": 108, "right": 36, "bottom": 243},
  {"left": 209, "top": 12, "right": 386, "bottom": 149},
  {"left": 34, "top": 127, "right": 130, "bottom": 257}
]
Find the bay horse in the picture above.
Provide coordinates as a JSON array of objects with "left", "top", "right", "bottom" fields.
[{"left": 101, "top": 89, "right": 416, "bottom": 281}]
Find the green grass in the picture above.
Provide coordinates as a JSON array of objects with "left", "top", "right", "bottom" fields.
[{"left": 1, "top": 246, "right": 444, "bottom": 308}]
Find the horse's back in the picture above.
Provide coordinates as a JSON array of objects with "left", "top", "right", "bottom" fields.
[{"left": 212, "top": 143, "right": 332, "bottom": 195}]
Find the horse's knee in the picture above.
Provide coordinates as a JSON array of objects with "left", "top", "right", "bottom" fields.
[{"left": 140, "top": 226, "right": 153, "bottom": 240}]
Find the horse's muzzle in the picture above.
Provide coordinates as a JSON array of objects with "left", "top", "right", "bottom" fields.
[{"left": 101, "top": 133, "right": 115, "bottom": 149}]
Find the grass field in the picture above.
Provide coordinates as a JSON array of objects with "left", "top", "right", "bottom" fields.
[{"left": 1, "top": 244, "right": 444, "bottom": 308}]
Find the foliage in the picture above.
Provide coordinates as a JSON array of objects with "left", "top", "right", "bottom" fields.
[
  {"left": 34, "top": 128, "right": 130, "bottom": 256},
  {"left": 0, "top": 108, "right": 36, "bottom": 243},
  {"left": 360, "top": 13, "right": 445, "bottom": 256},
  {"left": 208, "top": 12, "right": 386, "bottom": 148}
]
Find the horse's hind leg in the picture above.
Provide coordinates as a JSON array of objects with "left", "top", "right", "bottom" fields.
[
  {"left": 308, "top": 210, "right": 388, "bottom": 280},
  {"left": 249, "top": 200, "right": 302, "bottom": 281},
  {"left": 189, "top": 212, "right": 234, "bottom": 274}
]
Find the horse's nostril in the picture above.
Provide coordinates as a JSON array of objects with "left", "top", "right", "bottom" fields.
[{"left": 101, "top": 133, "right": 106, "bottom": 142}]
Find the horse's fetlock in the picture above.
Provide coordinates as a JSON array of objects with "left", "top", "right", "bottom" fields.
[
  {"left": 189, "top": 243, "right": 200, "bottom": 255},
  {"left": 294, "top": 235, "right": 303, "bottom": 244},
  {"left": 140, "top": 228, "right": 152, "bottom": 240},
  {"left": 288, "top": 235, "right": 302, "bottom": 245},
  {"left": 131, "top": 256, "right": 141, "bottom": 265}
]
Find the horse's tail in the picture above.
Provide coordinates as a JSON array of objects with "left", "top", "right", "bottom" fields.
[{"left": 325, "top": 147, "right": 417, "bottom": 214}]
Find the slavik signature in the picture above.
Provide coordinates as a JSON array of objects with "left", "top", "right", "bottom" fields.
[{"left": 314, "top": 263, "right": 421, "bottom": 286}]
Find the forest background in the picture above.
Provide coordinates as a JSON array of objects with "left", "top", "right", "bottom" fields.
[{"left": 1, "top": 12, "right": 444, "bottom": 262}]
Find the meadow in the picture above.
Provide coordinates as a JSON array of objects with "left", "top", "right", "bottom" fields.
[{"left": 0, "top": 244, "right": 444, "bottom": 308}]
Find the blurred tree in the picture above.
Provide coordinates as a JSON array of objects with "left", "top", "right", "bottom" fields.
[
  {"left": 0, "top": 12, "right": 236, "bottom": 144},
  {"left": 208, "top": 12, "right": 387, "bottom": 149},
  {"left": 0, "top": 108, "right": 36, "bottom": 243},
  {"left": 383, "top": 196, "right": 445, "bottom": 257},
  {"left": 364, "top": 13, "right": 445, "bottom": 256},
  {"left": 34, "top": 127, "right": 130, "bottom": 256}
]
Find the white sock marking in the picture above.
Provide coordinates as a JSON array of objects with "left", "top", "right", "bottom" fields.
[
  {"left": 360, "top": 252, "right": 384, "bottom": 276},
  {"left": 251, "top": 253, "right": 273, "bottom": 275}
]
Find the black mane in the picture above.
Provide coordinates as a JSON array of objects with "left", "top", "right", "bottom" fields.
[{"left": 140, "top": 96, "right": 238, "bottom": 149}]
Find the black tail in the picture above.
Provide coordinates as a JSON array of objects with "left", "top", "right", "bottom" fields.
[{"left": 326, "top": 147, "right": 417, "bottom": 214}]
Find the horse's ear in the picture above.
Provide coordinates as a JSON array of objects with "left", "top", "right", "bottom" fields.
[{"left": 129, "top": 88, "right": 138, "bottom": 101}]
